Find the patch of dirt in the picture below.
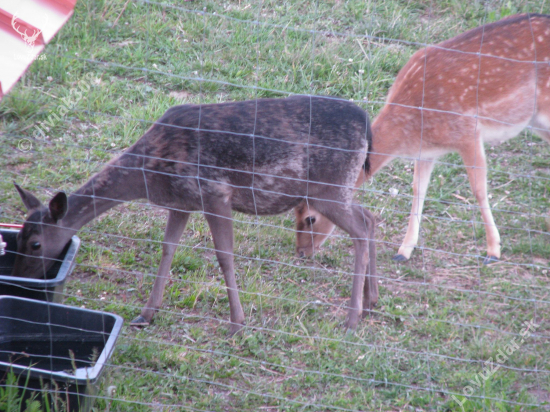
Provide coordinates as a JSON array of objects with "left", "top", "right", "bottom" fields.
[
  {"left": 4, "top": 161, "right": 33, "bottom": 173},
  {"left": 169, "top": 90, "right": 192, "bottom": 101},
  {"left": 527, "top": 388, "right": 550, "bottom": 408}
]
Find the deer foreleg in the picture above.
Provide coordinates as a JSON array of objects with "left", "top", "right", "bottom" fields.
[
  {"left": 394, "top": 159, "right": 435, "bottom": 261},
  {"left": 131, "top": 209, "right": 190, "bottom": 326}
]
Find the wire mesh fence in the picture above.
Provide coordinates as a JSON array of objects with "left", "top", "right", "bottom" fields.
[{"left": 1, "top": 1, "right": 549, "bottom": 411}]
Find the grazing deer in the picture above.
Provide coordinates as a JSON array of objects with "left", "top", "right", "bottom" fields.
[
  {"left": 295, "top": 13, "right": 550, "bottom": 264},
  {"left": 12, "top": 96, "right": 377, "bottom": 334}
]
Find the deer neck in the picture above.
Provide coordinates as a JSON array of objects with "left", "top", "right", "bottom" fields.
[
  {"left": 61, "top": 158, "right": 147, "bottom": 231},
  {"left": 368, "top": 108, "right": 410, "bottom": 176}
]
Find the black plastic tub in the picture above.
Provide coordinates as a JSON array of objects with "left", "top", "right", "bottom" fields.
[
  {"left": 0, "top": 228, "right": 80, "bottom": 302},
  {"left": 0, "top": 296, "right": 123, "bottom": 412}
]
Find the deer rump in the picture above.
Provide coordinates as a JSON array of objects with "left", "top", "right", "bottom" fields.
[{"left": 126, "top": 96, "right": 370, "bottom": 214}]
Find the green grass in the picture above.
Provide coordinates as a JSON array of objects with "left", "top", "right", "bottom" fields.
[{"left": 1, "top": 0, "right": 550, "bottom": 411}]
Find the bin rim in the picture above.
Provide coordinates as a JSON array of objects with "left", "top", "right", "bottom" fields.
[
  {"left": 0, "top": 228, "right": 80, "bottom": 287},
  {"left": 0, "top": 295, "right": 123, "bottom": 384}
]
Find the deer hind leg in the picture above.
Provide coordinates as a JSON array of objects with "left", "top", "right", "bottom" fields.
[
  {"left": 460, "top": 139, "right": 500, "bottom": 264},
  {"left": 363, "top": 207, "right": 378, "bottom": 317},
  {"left": 394, "top": 159, "right": 435, "bottom": 262},
  {"left": 132, "top": 209, "right": 190, "bottom": 326},
  {"left": 310, "top": 199, "right": 376, "bottom": 331},
  {"left": 203, "top": 200, "right": 246, "bottom": 336}
]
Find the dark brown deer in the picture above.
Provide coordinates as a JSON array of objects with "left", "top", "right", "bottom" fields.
[
  {"left": 295, "top": 13, "right": 550, "bottom": 264},
  {"left": 12, "top": 96, "right": 376, "bottom": 334}
]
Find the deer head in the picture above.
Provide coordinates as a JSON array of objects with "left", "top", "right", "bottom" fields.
[
  {"left": 11, "top": 183, "right": 73, "bottom": 278},
  {"left": 294, "top": 203, "right": 335, "bottom": 258},
  {"left": 11, "top": 14, "right": 42, "bottom": 49}
]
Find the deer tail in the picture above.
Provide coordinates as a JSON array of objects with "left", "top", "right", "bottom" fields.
[{"left": 363, "top": 117, "right": 373, "bottom": 175}]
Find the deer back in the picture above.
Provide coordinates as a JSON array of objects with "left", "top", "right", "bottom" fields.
[
  {"left": 373, "top": 13, "right": 550, "bottom": 161},
  {"left": 126, "top": 96, "right": 371, "bottom": 215}
]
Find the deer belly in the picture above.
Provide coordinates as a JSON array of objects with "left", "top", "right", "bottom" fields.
[
  {"left": 534, "top": 112, "right": 550, "bottom": 132},
  {"left": 479, "top": 119, "right": 531, "bottom": 145},
  {"left": 231, "top": 186, "right": 305, "bottom": 215}
]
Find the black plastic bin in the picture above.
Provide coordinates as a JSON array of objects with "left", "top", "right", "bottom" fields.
[
  {"left": 0, "top": 228, "right": 80, "bottom": 302},
  {"left": 0, "top": 296, "right": 123, "bottom": 411}
]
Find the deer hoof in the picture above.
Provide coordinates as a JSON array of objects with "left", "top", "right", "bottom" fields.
[
  {"left": 362, "top": 302, "right": 377, "bottom": 318},
  {"left": 228, "top": 322, "right": 245, "bottom": 337},
  {"left": 392, "top": 254, "right": 408, "bottom": 262},
  {"left": 130, "top": 315, "right": 150, "bottom": 327},
  {"left": 345, "top": 327, "right": 356, "bottom": 336},
  {"left": 483, "top": 255, "right": 499, "bottom": 265},
  {"left": 344, "top": 314, "right": 359, "bottom": 331}
]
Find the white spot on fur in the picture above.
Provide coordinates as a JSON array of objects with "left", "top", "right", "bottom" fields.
[
  {"left": 218, "top": 178, "right": 233, "bottom": 204},
  {"left": 406, "top": 63, "right": 422, "bottom": 79}
]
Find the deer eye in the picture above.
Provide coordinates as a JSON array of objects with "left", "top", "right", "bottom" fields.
[
  {"left": 304, "top": 216, "right": 316, "bottom": 226},
  {"left": 31, "top": 242, "right": 41, "bottom": 251}
]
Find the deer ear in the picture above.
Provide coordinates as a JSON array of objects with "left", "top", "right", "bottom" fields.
[
  {"left": 49, "top": 192, "right": 68, "bottom": 222},
  {"left": 14, "top": 182, "right": 43, "bottom": 211}
]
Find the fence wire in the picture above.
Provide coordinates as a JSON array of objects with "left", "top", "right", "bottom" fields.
[{"left": 1, "top": 1, "right": 549, "bottom": 411}]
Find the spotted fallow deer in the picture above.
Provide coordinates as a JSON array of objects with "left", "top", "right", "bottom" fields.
[
  {"left": 12, "top": 96, "right": 376, "bottom": 334},
  {"left": 295, "top": 13, "right": 550, "bottom": 264}
]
